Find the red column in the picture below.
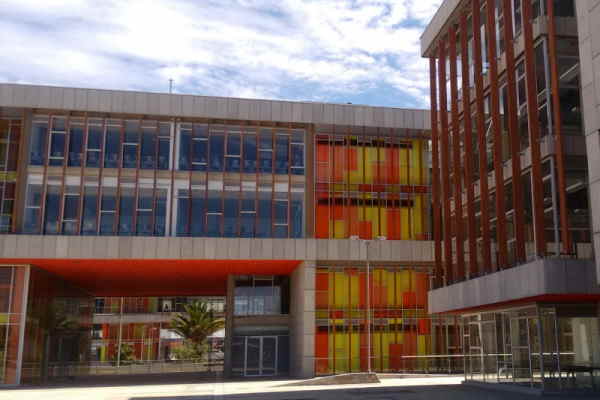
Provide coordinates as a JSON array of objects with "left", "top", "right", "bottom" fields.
[
  {"left": 459, "top": 11, "right": 478, "bottom": 278},
  {"left": 546, "top": 0, "right": 571, "bottom": 254},
  {"left": 4, "top": 266, "right": 28, "bottom": 384},
  {"left": 523, "top": 0, "right": 547, "bottom": 257},
  {"left": 437, "top": 40, "right": 453, "bottom": 284},
  {"left": 448, "top": 25, "right": 465, "bottom": 281},
  {"left": 502, "top": 0, "right": 526, "bottom": 263},
  {"left": 429, "top": 56, "right": 443, "bottom": 288},
  {"left": 472, "top": 0, "right": 492, "bottom": 274}
]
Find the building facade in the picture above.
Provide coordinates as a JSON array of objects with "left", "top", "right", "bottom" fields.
[
  {"left": 0, "top": 83, "right": 461, "bottom": 385},
  {"left": 422, "top": 0, "right": 600, "bottom": 393}
]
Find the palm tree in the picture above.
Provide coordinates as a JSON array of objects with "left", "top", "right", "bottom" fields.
[{"left": 170, "top": 301, "right": 224, "bottom": 359}]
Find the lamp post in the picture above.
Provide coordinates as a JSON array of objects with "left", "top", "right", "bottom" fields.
[{"left": 351, "top": 235, "right": 386, "bottom": 374}]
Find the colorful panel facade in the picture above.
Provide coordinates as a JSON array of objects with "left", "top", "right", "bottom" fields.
[
  {"left": 315, "top": 266, "right": 461, "bottom": 374},
  {"left": 315, "top": 132, "right": 430, "bottom": 239}
]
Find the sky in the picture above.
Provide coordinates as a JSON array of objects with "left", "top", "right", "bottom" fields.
[{"left": 0, "top": 0, "right": 442, "bottom": 108}]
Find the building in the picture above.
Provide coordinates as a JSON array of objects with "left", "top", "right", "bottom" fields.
[
  {"left": 0, "top": 83, "right": 461, "bottom": 385},
  {"left": 422, "top": 0, "right": 600, "bottom": 393}
]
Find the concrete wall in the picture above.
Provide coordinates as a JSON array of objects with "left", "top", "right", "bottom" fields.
[
  {"left": 0, "top": 235, "right": 434, "bottom": 263},
  {"left": 577, "top": 0, "right": 600, "bottom": 286},
  {"left": 428, "top": 259, "right": 600, "bottom": 314},
  {"left": 0, "top": 83, "right": 430, "bottom": 130},
  {"left": 289, "top": 260, "right": 315, "bottom": 378}
]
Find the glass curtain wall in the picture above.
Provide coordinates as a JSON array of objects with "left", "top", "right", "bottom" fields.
[
  {"left": 315, "top": 266, "right": 461, "bottom": 375},
  {"left": 315, "top": 128, "right": 430, "bottom": 240},
  {"left": 0, "top": 119, "right": 20, "bottom": 233},
  {"left": 463, "top": 303, "right": 599, "bottom": 392},
  {"left": 23, "top": 115, "right": 306, "bottom": 238}
]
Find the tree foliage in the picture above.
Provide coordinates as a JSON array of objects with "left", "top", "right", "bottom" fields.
[{"left": 170, "top": 301, "right": 224, "bottom": 359}]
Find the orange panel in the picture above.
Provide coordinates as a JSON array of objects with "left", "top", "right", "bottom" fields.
[
  {"left": 348, "top": 206, "right": 360, "bottom": 236},
  {"left": 415, "top": 272, "right": 429, "bottom": 308},
  {"left": 1, "top": 258, "right": 301, "bottom": 297},
  {"left": 359, "top": 221, "right": 372, "bottom": 239},
  {"left": 333, "top": 146, "right": 345, "bottom": 182},
  {"left": 333, "top": 203, "right": 345, "bottom": 220},
  {"left": 316, "top": 204, "right": 330, "bottom": 238},
  {"left": 402, "top": 292, "right": 416, "bottom": 308},
  {"left": 386, "top": 208, "right": 401, "bottom": 240},
  {"left": 418, "top": 319, "right": 431, "bottom": 335},
  {"left": 389, "top": 343, "right": 403, "bottom": 370},
  {"left": 348, "top": 147, "right": 358, "bottom": 171}
]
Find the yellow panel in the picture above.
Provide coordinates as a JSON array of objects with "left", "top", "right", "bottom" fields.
[
  {"left": 334, "top": 271, "right": 349, "bottom": 308},
  {"left": 400, "top": 208, "right": 410, "bottom": 239},
  {"left": 350, "top": 273, "right": 359, "bottom": 307},
  {"left": 350, "top": 332, "right": 361, "bottom": 372},
  {"left": 334, "top": 220, "right": 346, "bottom": 239},
  {"left": 334, "top": 332, "right": 349, "bottom": 372},
  {"left": 382, "top": 332, "right": 391, "bottom": 371}
]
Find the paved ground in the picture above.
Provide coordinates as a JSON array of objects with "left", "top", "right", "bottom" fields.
[{"left": 1, "top": 375, "right": 595, "bottom": 400}]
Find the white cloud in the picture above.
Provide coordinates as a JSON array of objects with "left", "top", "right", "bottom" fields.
[{"left": 0, "top": 0, "right": 442, "bottom": 107}]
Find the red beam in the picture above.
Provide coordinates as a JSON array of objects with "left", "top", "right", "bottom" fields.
[{"left": 430, "top": 56, "right": 443, "bottom": 288}]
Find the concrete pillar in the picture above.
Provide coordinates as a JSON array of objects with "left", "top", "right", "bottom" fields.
[
  {"left": 290, "top": 260, "right": 315, "bottom": 378},
  {"left": 223, "top": 274, "right": 235, "bottom": 378}
]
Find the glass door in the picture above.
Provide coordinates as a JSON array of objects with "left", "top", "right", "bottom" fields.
[{"left": 244, "top": 336, "right": 278, "bottom": 376}]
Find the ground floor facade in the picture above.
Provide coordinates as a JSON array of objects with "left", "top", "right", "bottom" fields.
[{"left": 0, "top": 235, "right": 447, "bottom": 385}]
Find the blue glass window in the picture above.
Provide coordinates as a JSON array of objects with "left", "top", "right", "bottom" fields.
[
  {"left": 44, "top": 186, "right": 60, "bottom": 234},
  {"left": 206, "top": 192, "right": 222, "bottom": 237},
  {"left": 99, "top": 189, "right": 116, "bottom": 235},
  {"left": 62, "top": 192, "right": 79, "bottom": 235},
  {"left": 103, "top": 126, "right": 120, "bottom": 168},
  {"left": 122, "top": 122, "right": 139, "bottom": 168},
  {"left": 158, "top": 123, "right": 171, "bottom": 170},
  {"left": 30, "top": 121, "right": 48, "bottom": 166},
  {"left": 192, "top": 124, "right": 208, "bottom": 171},
  {"left": 275, "top": 134, "right": 289, "bottom": 174},
  {"left": 273, "top": 200, "right": 288, "bottom": 238},
  {"left": 256, "top": 194, "right": 271, "bottom": 238},
  {"left": 243, "top": 134, "right": 257, "bottom": 173},
  {"left": 209, "top": 134, "right": 224, "bottom": 172},
  {"left": 176, "top": 192, "right": 190, "bottom": 236},
  {"left": 82, "top": 187, "right": 98, "bottom": 235},
  {"left": 290, "top": 196, "right": 303, "bottom": 238},
  {"left": 87, "top": 125, "right": 103, "bottom": 168},
  {"left": 178, "top": 127, "right": 191, "bottom": 170},
  {"left": 224, "top": 195, "right": 238, "bottom": 237},
  {"left": 118, "top": 190, "right": 135, "bottom": 235},
  {"left": 191, "top": 193, "right": 204, "bottom": 236},
  {"left": 68, "top": 125, "right": 84, "bottom": 167},
  {"left": 290, "top": 131, "right": 304, "bottom": 175},
  {"left": 225, "top": 133, "right": 241, "bottom": 172},
  {"left": 155, "top": 189, "right": 167, "bottom": 236},
  {"left": 136, "top": 190, "right": 153, "bottom": 235},
  {"left": 141, "top": 132, "right": 156, "bottom": 169},
  {"left": 48, "top": 132, "right": 66, "bottom": 166},
  {"left": 24, "top": 184, "right": 42, "bottom": 233},
  {"left": 259, "top": 131, "right": 273, "bottom": 173}
]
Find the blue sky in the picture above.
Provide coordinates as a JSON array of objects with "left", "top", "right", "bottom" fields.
[{"left": 0, "top": 0, "right": 441, "bottom": 108}]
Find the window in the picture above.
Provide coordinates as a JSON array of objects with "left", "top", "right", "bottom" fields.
[
  {"left": 99, "top": 188, "right": 116, "bottom": 235},
  {"left": 158, "top": 123, "right": 171, "bottom": 170},
  {"left": 208, "top": 129, "right": 224, "bottom": 172},
  {"left": 122, "top": 121, "right": 139, "bottom": 168},
  {"left": 136, "top": 188, "right": 153, "bottom": 235},
  {"left": 87, "top": 122, "right": 103, "bottom": 168},
  {"left": 206, "top": 191, "right": 222, "bottom": 237},
  {"left": 140, "top": 129, "right": 156, "bottom": 169},
  {"left": 513, "top": 0, "right": 522, "bottom": 37},
  {"left": 223, "top": 192, "right": 238, "bottom": 237},
  {"left": 259, "top": 130, "right": 273, "bottom": 173},
  {"left": 234, "top": 276, "right": 289, "bottom": 316},
  {"left": 178, "top": 124, "right": 192, "bottom": 170},
  {"left": 24, "top": 184, "right": 42, "bottom": 233},
  {"left": 68, "top": 121, "right": 84, "bottom": 167},
  {"left": 257, "top": 188, "right": 272, "bottom": 237},
  {"left": 62, "top": 187, "right": 80, "bottom": 234},
  {"left": 275, "top": 133, "right": 289, "bottom": 174},
  {"left": 192, "top": 124, "right": 208, "bottom": 171},
  {"left": 480, "top": 4, "right": 489, "bottom": 73},
  {"left": 176, "top": 189, "right": 190, "bottom": 236},
  {"left": 240, "top": 189, "right": 256, "bottom": 237},
  {"left": 104, "top": 124, "right": 119, "bottom": 168},
  {"left": 290, "top": 131, "right": 305, "bottom": 175},
  {"left": 30, "top": 118, "right": 48, "bottom": 166},
  {"left": 82, "top": 186, "right": 98, "bottom": 235},
  {"left": 48, "top": 117, "right": 66, "bottom": 166},
  {"left": 291, "top": 188, "right": 303, "bottom": 238},
  {"left": 44, "top": 185, "right": 60, "bottom": 234},
  {"left": 154, "top": 188, "right": 167, "bottom": 236},
  {"left": 191, "top": 189, "right": 205, "bottom": 236},
  {"left": 225, "top": 130, "right": 241, "bottom": 172},
  {"left": 118, "top": 187, "right": 135, "bottom": 234},
  {"left": 243, "top": 132, "right": 257, "bottom": 173}
]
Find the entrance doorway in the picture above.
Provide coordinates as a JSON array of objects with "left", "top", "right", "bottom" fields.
[{"left": 243, "top": 336, "right": 278, "bottom": 376}]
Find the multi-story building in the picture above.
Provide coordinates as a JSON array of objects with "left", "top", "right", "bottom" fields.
[
  {"left": 422, "top": 0, "right": 600, "bottom": 393},
  {"left": 0, "top": 83, "right": 461, "bottom": 385}
]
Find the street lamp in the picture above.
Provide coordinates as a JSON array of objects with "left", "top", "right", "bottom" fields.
[{"left": 350, "top": 235, "right": 386, "bottom": 374}]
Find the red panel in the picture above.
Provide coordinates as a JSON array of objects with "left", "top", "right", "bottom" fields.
[
  {"left": 402, "top": 292, "right": 416, "bottom": 308},
  {"left": 315, "top": 331, "right": 329, "bottom": 374},
  {"left": 389, "top": 343, "right": 403, "bottom": 370},
  {"left": 418, "top": 319, "right": 431, "bottom": 335},
  {"left": 359, "top": 221, "right": 372, "bottom": 239},
  {"left": 333, "top": 146, "right": 345, "bottom": 182},
  {"left": 333, "top": 204, "right": 344, "bottom": 220},
  {"left": 348, "top": 206, "right": 360, "bottom": 236},
  {"left": 315, "top": 204, "right": 330, "bottom": 238},
  {"left": 348, "top": 147, "right": 357, "bottom": 171},
  {"left": 415, "top": 272, "right": 429, "bottom": 308},
  {"left": 387, "top": 208, "right": 401, "bottom": 240},
  {"left": 3, "top": 258, "right": 301, "bottom": 297}
]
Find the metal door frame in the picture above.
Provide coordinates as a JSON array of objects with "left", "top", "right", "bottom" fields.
[{"left": 243, "top": 335, "right": 278, "bottom": 377}]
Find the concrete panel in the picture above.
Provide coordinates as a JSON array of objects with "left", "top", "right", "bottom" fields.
[
  {"left": 118, "top": 237, "right": 132, "bottom": 258},
  {"left": 215, "top": 97, "right": 228, "bottom": 119},
  {"left": 204, "top": 97, "right": 218, "bottom": 118},
  {"left": 170, "top": 94, "right": 183, "bottom": 116},
  {"left": 192, "top": 238, "right": 205, "bottom": 258},
  {"left": 271, "top": 100, "right": 282, "bottom": 122},
  {"left": 63, "top": 88, "right": 76, "bottom": 110},
  {"left": 300, "top": 103, "right": 313, "bottom": 123},
  {"left": 134, "top": 92, "right": 148, "bottom": 114},
  {"left": 193, "top": 96, "right": 206, "bottom": 117},
  {"left": 142, "top": 237, "right": 158, "bottom": 259},
  {"left": 182, "top": 95, "right": 194, "bottom": 116},
  {"left": 0, "top": 84, "right": 12, "bottom": 107},
  {"left": 98, "top": 90, "right": 111, "bottom": 112},
  {"left": 226, "top": 98, "right": 240, "bottom": 119},
  {"left": 281, "top": 101, "right": 293, "bottom": 122},
  {"left": 259, "top": 100, "right": 271, "bottom": 121},
  {"left": 181, "top": 237, "right": 193, "bottom": 258},
  {"left": 75, "top": 88, "right": 87, "bottom": 110},
  {"left": 159, "top": 94, "right": 170, "bottom": 115},
  {"left": 147, "top": 92, "right": 160, "bottom": 115}
]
